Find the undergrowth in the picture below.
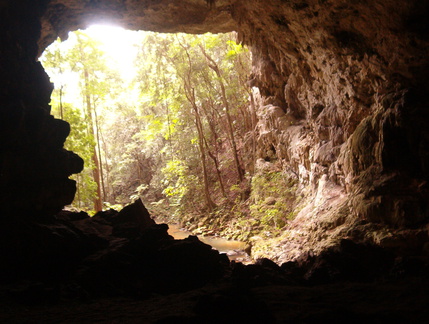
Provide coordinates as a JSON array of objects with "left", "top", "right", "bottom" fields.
[{"left": 150, "top": 170, "right": 300, "bottom": 245}]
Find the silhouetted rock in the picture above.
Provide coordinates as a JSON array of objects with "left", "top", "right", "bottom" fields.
[
  {"left": 110, "top": 199, "right": 156, "bottom": 237},
  {"left": 76, "top": 225, "right": 228, "bottom": 296},
  {"left": 55, "top": 210, "right": 90, "bottom": 222},
  {"left": 0, "top": 217, "right": 105, "bottom": 282},
  {"left": 194, "top": 289, "right": 276, "bottom": 324},
  {"left": 300, "top": 239, "right": 395, "bottom": 284}
]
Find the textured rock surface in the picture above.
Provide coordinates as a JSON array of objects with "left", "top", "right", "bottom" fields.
[
  {"left": 1, "top": 1, "right": 84, "bottom": 217},
  {"left": 1, "top": 0, "right": 429, "bottom": 265},
  {"left": 230, "top": 0, "right": 429, "bottom": 262},
  {"left": 38, "top": 0, "right": 237, "bottom": 52}
]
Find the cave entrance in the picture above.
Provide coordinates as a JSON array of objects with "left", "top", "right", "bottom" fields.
[{"left": 40, "top": 25, "right": 266, "bottom": 242}]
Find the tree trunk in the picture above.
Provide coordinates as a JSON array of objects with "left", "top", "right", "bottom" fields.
[
  {"left": 59, "top": 85, "right": 64, "bottom": 120},
  {"left": 76, "top": 173, "right": 81, "bottom": 209},
  {"left": 200, "top": 99, "right": 227, "bottom": 198},
  {"left": 91, "top": 150, "right": 103, "bottom": 212},
  {"left": 188, "top": 87, "right": 216, "bottom": 211},
  {"left": 84, "top": 69, "right": 103, "bottom": 212},
  {"left": 199, "top": 45, "right": 244, "bottom": 183},
  {"left": 178, "top": 40, "right": 216, "bottom": 211},
  {"left": 100, "top": 126, "right": 112, "bottom": 201},
  {"left": 93, "top": 101, "right": 107, "bottom": 202}
]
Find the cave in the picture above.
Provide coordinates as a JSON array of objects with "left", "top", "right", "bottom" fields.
[{"left": 1, "top": 0, "right": 429, "bottom": 322}]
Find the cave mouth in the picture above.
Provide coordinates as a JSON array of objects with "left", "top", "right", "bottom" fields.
[
  {"left": 40, "top": 25, "right": 278, "bottom": 253},
  {"left": 33, "top": 0, "right": 320, "bottom": 266},
  {"left": 3, "top": 2, "right": 429, "bottom": 320},
  {"left": 4, "top": 0, "right": 429, "bottom": 273}
]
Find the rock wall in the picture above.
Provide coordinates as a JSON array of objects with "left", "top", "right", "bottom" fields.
[
  {"left": 232, "top": 0, "right": 429, "bottom": 261},
  {"left": 1, "top": 0, "right": 429, "bottom": 261},
  {"left": 0, "top": 0, "right": 84, "bottom": 217}
]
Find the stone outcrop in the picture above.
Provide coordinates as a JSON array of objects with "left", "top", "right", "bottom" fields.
[
  {"left": 231, "top": 0, "right": 429, "bottom": 261},
  {"left": 1, "top": 0, "right": 429, "bottom": 275},
  {"left": 0, "top": 199, "right": 229, "bottom": 295},
  {"left": 1, "top": 201, "right": 428, "bottom": 322}
]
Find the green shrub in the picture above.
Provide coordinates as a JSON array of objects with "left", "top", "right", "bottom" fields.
[{"left": 249, "top": 171, "right": 298, "bottom": 236}]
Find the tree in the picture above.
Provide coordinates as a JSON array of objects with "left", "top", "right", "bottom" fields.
[
  {"left": 42, "top": 29, "right": 252, "bottom": 221},
  {"left": 41, "top": 31, "right": 121, "bottom": 211},
  {"left": 199, "top": 42, "right": 244, "bottom": 182},
  {"left": 132, "top": 32, "right": 251, "bottom": 214}
]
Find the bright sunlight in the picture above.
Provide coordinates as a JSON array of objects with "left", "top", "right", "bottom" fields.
[
  {"left": 41, "top": 24, "right": 143, "bottom": 106},
  {"left": 85, "top": 25, "right": 143, "bottom": 81}
]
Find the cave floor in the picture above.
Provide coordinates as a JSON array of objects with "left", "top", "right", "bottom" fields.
[{"left": 1, "top": 277, "right": 428, "bottom": 323}]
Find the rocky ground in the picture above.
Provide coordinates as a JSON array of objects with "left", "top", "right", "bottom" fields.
[
  {"left": 1, "top": 275, "right": 428, "bottom": 323},
  {"left": 1, "top": 199, "right": 428, "bottom": 323}
]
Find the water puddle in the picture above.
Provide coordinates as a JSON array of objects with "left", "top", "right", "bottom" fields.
[{"left": 167, "top": 224, "right": 250, "bottom": 262}]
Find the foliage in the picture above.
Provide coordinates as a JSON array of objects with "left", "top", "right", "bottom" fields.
[
  {"left": 161, "top": 160, "right": 190, "bottom": 203},
  {"left": 49, "top": 101, "right": 98, "bottom": 210},
  {"left": 248, "top": 171, "right": 298, "bottom": 236},
  {"left": 41, "top": 27, "right": 306, "bottom": 254},
  {"left": 41, "top": 31, "right": 120, "bottom": 211},
  {"left": 130, "top": 31, "right": 252, "bottom": 215},
  {"left": 42, "top": 29, "right": 307, "bottom": 245}
]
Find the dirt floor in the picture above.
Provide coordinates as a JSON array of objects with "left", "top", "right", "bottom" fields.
[{"left": 1, "top": 277, "right": 428, "bottom": 323}]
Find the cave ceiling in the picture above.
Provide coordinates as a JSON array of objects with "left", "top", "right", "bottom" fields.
[{"left": 39, "top": 0, "right": 238, "bottom": 52}]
